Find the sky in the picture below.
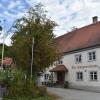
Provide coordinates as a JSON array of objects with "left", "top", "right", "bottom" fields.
[{"left": 0, "top": 0, "right": 100, "bottom": 45}]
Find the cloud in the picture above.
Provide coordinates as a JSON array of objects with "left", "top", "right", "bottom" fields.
[
  {"left": 8, "top": 1, "right": 21, "bottom": 9},
  {"left": 1, "top": 0, "right": 100, "bottom": 45},
  {"left": 32, "top": 0, "right": 100, "bottom": 36}
]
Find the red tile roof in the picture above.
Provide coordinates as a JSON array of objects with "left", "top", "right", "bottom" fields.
[
  {"left": 55, "top": 22, "right": 100, "bottom": 54},
  {"left": 3, "top": 57, "right": 13, "bottom": 66},
  {"left": 50, "top": 65, "right": 68, "bottom": 72}
]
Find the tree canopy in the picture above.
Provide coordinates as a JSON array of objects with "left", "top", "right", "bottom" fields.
[{"left": 11, "top": 4, "right": 58, "bottom": 75}]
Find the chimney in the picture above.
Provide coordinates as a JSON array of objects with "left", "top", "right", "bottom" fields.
[{"left": 93, "top": 16, "right": 98, "bottom": 23}]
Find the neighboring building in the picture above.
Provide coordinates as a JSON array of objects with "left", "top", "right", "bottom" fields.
[
  {"left": 42, "top": 16, "right": 100, "bottom": 92},
  {"left": 3, "top": 57, "right": 13, "bottom": 66},
  {"left": 0, "top": 57, "right": 14, "bottom": 68}
]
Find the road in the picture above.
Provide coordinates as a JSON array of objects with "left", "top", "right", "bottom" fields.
[{"left": 47, "top": 87, "right": 100, "bottom": 100}]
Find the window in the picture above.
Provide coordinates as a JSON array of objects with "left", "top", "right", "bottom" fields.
[
  {"left": 58, "top": 59, "right": 63, "bottom": 64},
  {"left": 90, "top": 71, "right": 97, "bottom": 81},
  {"left": 44, "top": 74, "right": 49, "bottom": 80},
  {"left": 76, "top": 72, "right": 83, "bottom": 80},
  {"left": 75, "top": 54, "right": 82, "bottom": 63},
  {"left": 88, "top": 51, "right": 96, "bottom": 61}
]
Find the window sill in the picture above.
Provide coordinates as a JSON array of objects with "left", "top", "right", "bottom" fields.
[
  {"left": 75, "top": 62, "right": 82, "bottom": 64},
  {"left": 76, "top": 79, "right": 83, "bottom": 81},
  {"left": 88, "top": 59, "right": 96, "bottom": 62},
  {"left": 89, "top": 80, "right": 98, "bottom": 82}
]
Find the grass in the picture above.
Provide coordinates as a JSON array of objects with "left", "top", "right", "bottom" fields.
[{"left": 3, "top": 93, "right": 58, "bottom": 100}]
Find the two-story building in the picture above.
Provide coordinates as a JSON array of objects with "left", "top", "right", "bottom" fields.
[{"left": 43, "top": 16, "right": 100, "bottom": 92}]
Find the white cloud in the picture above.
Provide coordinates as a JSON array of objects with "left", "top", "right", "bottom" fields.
[
  {"left": 31, "top": 0, "right": 100, "bottom": 36},
  {"left": 1, "top": 0, "right": 100, "bottom": 44},
  {"left": 8, "top": 1, "right": 21, "bottom": 9}
]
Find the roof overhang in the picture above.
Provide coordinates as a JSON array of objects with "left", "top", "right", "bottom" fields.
[{"left": 50, "top": 65, "right": 68, "bottom": 72}]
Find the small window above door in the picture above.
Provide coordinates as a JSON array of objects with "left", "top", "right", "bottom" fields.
[{"left": 75, "top": 54, "right": 82, "bottom": 63}]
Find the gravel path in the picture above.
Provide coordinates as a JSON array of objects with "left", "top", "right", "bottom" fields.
[{"left": 47, "top": 87, "right": 100, "bottom": 100}]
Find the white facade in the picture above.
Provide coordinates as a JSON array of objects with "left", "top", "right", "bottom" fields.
[
  {"left": 39, "top": 44, "right": 100, "bottom": 91},
  {"left": 54, "top": 47, "right": 100, "bottom": 91},
  {"left": 42, "top": 47, "right": 100, "bottom": 92}
]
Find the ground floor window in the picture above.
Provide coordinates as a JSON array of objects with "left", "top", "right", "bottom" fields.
[
  {"left": 44, "top": 74, "right": 49, "bottom": 80},
  {"left": 76, "top": 72, "right": 83, "bottom": 80},
  {"left": 90, "top": 71, "right": 97, "bottom": 81}
]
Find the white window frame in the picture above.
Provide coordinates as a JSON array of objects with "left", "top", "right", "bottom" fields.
[
  {"left": 89, "top": 71, "right": 98, "bottom": 81},
  {"left": 76, "top": 72, "right": 83, "bottom": 81},
  {"left": 88, "top": 51, "right": 96, "bottom": 61},
  {"left": 75, "top": 54, "right": 82, "bottom": 63},
  {"left": 44, "top": 74, "right": 49, "bottom": 80}
]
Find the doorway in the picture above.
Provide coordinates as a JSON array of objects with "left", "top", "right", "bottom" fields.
[{"left": 57, "top": 72, "right": 65, "bottom": 85}]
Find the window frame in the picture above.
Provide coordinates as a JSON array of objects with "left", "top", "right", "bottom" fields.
[
  {"left": 75, "top": 54, "right": 82, "bottom": 63},
  {"left": 76, "top": 72, "right": 83, "bottom": 81},
  {"left": 58, "top": 59, "right": 63, "bottom": 65},
  {"left": 44, "top": 74, "right": 49, "bottom": 80},
  {"left": 89, "top": 71, "right": 98, "bottom": 81},
  {"left": 88, "top": 51, "right": 96, "bottom": 61}
]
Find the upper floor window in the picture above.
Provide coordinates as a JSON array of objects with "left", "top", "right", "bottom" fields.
[
  {"left": 58, "top": 59, "right": 63, "bottom": 65},
  {"left": 88, "top": 51, "right": 96, "bottom": 61},
  {"left": 75, "top": 54, "right": 82, "bottom": 63},
  {"left": 90, "top": 71, "right": 97, "bottom": 81},
  {"left": 76, "top": 72, "right": 83, "bottom": 81}
]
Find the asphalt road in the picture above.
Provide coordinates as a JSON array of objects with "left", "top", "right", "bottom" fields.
[{"left": 47, "top": 87, "right": 100, "bottom": 100}]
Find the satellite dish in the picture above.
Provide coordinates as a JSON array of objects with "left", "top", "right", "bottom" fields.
[{"left": 0, "top": 26, "right": 2, "bottom": 31}]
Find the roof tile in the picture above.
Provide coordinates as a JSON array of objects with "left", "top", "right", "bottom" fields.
[{"left": 55, "top": 22, "right": 100, "bottom": 54}]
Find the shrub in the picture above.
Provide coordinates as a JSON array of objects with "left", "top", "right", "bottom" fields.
[
  {"left": 0, "top": 69, "right": 49, "bottom": 99},
  {"left": 38, "top": 85, "right": 47, "bottom": 96},
  {"left": 0, "top": 69, "right": 41, "bottom": 98},
  {"left": 63, "top": 81, "right": 69, "bottom": 88}
]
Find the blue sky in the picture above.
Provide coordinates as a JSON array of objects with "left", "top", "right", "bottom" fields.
[{"left": 0, "top": 0, "right": 100, "bottom": 45}]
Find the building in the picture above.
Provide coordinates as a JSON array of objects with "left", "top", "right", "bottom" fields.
[
  {"left": 42, "top": 16, "right": 100, "bottom": 92},
  {"left": 3, "top": 57, "right": 13, "bottom": 67}
]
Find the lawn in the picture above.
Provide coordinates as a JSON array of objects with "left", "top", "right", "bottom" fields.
[{"left": 3, "top": 93, "right": 58, "bottom": 100}]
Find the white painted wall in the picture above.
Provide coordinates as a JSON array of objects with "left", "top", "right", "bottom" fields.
[
  {"left": 63, "top": 47, "right": 100, "bottom": 89},
  {"left": 40, "top": 47, "right": 100, "bottom": 91},
  {"left": 40, "top": 66, "right": 56, "bottom": 83}
]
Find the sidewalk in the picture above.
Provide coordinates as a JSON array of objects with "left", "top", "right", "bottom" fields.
[{"left": 47, "top": 87, "right": 100, "bottom": 100}]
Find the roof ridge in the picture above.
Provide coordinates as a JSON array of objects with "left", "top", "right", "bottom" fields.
[
  {"left": 55, "top": 21, "right": 100, "bottom": 54},
  {"left": 56, "top": 21, "right": 100, "bottom": 39}
]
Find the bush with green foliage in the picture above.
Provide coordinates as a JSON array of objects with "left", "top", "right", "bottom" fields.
[
  {"left": 63, "top": 81, "right": 69, "bottom": 88},
  {"left": 0, "top": 69, "right": 47, "bottom": 99}
]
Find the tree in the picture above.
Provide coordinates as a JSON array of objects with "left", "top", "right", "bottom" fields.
[
  {"left": 11, "top": 4, "right": 58, "bottom": 75},
  {"left": 0, "top": 44, "right": 10, "bottom": 59}
]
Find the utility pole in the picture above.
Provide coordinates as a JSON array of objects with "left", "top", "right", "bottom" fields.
[
  {"left": 1, "top": 19, "right": 6, "bottom": 68},
  {"left": 0, "top": 19, "right": 14, "bottom": 69},
  {"left": 31, "top": 37, "right": 34, "bottom": 79}
]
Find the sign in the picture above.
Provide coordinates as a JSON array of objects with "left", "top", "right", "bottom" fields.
[{"left": 72, "top": 65, "right": 98, "bottom": 69}]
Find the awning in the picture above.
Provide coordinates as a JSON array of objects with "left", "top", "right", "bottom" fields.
[{"left": 50, "top": 65, "right": 68, "bottom": 72}]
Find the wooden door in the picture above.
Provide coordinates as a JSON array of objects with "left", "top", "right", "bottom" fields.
[{"left": 57, "top": 72, "right": 65, "bottom": 85}]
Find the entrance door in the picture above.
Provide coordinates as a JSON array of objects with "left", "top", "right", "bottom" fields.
[{"left": 57, "top": 72, "right": 65, "bottom": 85}]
